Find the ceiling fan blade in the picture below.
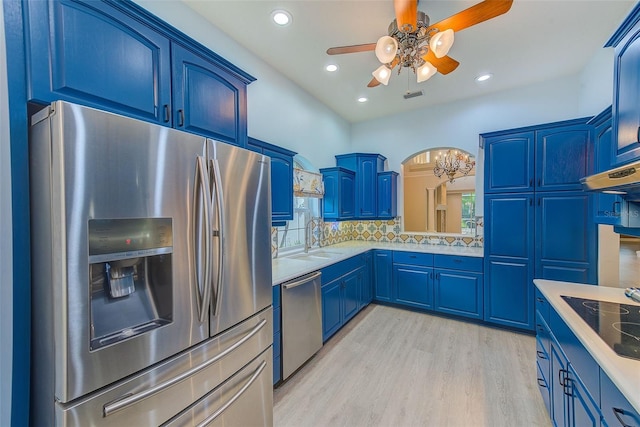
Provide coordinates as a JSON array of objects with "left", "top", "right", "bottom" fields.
[
  {"left": 326, "top": 43, "right": 376, "bottom": 55},
  {"left": 422, "top": 51, "right": 460, "bottom": 75},
  {"left": 368, "top": 77, "right": 381, "bottom": 88},
  {"left": 394, "top": 0, "right": 418, "bottom": 33},
  {"left": 427, "top": 0, "right": 513, "bottom": 33}
]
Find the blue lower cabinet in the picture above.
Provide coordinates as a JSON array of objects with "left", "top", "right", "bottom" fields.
[
  {"left": 272, "top": 285, "right": 281, "bottom": 385},
  {"left": 373, "top": 250, "right": 393, "bottom": 302},
  {"left": 600, "top": 369, "right": 640, "bottom": 427},
  {"left": 321, "top": 279, "right": 343, "bottom": 341},
  {"left": 360, "top": 252, "right": 373, "bottom": 308},
  {"left": 393, "top": 263, "right": 433, "bottom": 310},
  {"left": 433, "top": 269, "right": 483, "bottom": 320},
  {"left": 569, "top": 366, "right": 601, "bottom": 427},
  {"left": 342, "top": 270, "right": 361, "bottom": 323},
  {"left": 484, "top": 257, "right": 534, "bottom": 330}
]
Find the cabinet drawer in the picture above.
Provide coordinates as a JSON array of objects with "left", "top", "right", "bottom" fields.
[
  {"left": 321, "top": 256, "right": 362, "bottom": 285},
  {"left": 433, "top": 254, "right": 482, "bottom": 272},
  {"left": 549, "top": 308, "right": 599, "bottom": 394},
  {"left": 393, "top": 251, "right": 433, "bottom": 266},
  {"left": 535, "top": 287, "right": 549, "bottom": 324}
]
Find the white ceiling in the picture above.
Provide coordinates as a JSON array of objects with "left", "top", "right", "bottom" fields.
[{"left": 183, "top": 0, "right": 636, "bottom": 123}]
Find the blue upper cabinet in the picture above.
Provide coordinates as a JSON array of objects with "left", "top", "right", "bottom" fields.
[
  {"left": 589, "top": 107, "right": 625, "bottom": 225},
  {"left": 336, "top": 153, "right": 385, "bottom": 219},
  {"left": 25, "top": 0, "right": 172, "bottom": 124},
  {"left": 247, "top": 138, "right": 296, "bottom": 225},
  {"left": 172, "top": 44, "right": 247, "bottom": 147},
  {"left": 24, "top": 0, "right": 254, "bottom": 145},
  {"left": 484, "top": 131, "right": 535, "bottom": 193},
  {"left": 377, "top": 171, "right": 398, "bottom": 219},
  {"left": 320, "top": 167, "right": 355, "bottom": 221},
  {"left": 606, "top": 4, "right": 640, "bottom": 166},
  {"left": 535, "top": 124, "right": 592, "bottom": 192},
  {"left": 483, "top": 119, "right": 592, "bottom": 194}
]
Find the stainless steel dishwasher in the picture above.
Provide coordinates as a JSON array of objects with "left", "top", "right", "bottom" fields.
[{"left": 281, "top": 270, "right": 323, "bottom": 380}]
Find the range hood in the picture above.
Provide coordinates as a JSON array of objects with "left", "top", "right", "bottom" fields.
[{"left": 581, "top": 160, "right": 640, "bottom": 200}]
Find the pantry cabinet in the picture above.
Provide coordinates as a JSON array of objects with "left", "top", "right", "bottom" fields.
[
  {"left": 25, "top": 0, "right": 253, "bottom": 146},
  {"left": 482, "top": 119, "right": 597, "bottom": 331}
]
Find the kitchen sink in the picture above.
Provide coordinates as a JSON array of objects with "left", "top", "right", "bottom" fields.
[{"left": 288, "top": 250, "right": 339, "bottom": 261}]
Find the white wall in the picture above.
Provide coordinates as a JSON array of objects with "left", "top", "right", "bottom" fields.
[
  {"left": 134, "top": 1, "right": 351, "bottom": 170},
  {"left": 578, "top": 47, "right": 615, "bottom": 115},
  {"left": 0, "top": 0, "right": 14, "bottom": 423}
]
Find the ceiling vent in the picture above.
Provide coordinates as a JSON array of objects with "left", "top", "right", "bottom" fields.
[{"left": 403, "top": 90, "right": 423, "bottom": 99}]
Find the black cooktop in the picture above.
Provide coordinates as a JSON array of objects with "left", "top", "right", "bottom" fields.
[{"left": 561, "top": 296, "right": 640, "bottom": 361}]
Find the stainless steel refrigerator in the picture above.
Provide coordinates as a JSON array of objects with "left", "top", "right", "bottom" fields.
[{"left": 29, "top": 101, "right": 273, "bottom": 426}]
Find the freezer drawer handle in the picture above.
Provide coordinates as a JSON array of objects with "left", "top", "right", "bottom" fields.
[
  {"left": 283, "top": 271, "right": 322, "bottom": 289},
  {"left": 102, "top": 318, "right": 267, "bottom": 417},
  {"left": 195, "top": 360, "right": 267, "bottom": 427}
]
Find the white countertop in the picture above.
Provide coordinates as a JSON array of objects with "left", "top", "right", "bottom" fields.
[
  {"left": 534, "top": 279, "right": 640, "bottom": 414},
  {"left": 272, "top": 241, "right": 483, "bottom": 285}
]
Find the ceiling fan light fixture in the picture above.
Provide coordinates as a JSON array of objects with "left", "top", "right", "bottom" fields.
[
  {"left": 429, "top": 29, "right": 454, "bottom": 59},
  {"left": 372, "top": 65, "right": 392, "bottom": 86},
  {"left": 374, "top": 36, "right": 398, "bottom": 64},
  {"left": 416, "top": 61, "right": 437, "bottom": 83}
]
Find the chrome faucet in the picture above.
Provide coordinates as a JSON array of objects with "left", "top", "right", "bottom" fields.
[{"left": 304, "top": 218, "right": 314, "bottom": 253}]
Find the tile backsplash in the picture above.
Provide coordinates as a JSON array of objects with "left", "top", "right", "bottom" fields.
[{"left": 272, "top": 217, "right": 483, "bottom": 258}]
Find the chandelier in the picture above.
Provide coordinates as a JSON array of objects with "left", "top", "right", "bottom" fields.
[
  {"left": 372, "top": 11, "right": 454, "bottom": 85},
  {"left": 433, "top": 150, "right": 475, "bottom": 183}
]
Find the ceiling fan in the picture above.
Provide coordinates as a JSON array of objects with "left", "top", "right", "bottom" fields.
[{"left": 326, "top": 0, "right": 513, "bottom": 87}]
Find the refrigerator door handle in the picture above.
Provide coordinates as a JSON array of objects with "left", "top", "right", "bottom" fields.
[
  {"left": 102, "top": 318, "right": 268, "bottom": 417},
  {"left": 194, "top": 360, "right": 267, "bottom": 427},
  {"left": 210, "top": 158, "right": 225, "bottom": 317},
  {"left": 193, "top": 156, "right": 213, "bottom": 323}
]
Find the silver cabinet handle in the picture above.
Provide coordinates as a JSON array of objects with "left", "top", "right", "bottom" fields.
[
  {"left": 195, "top": 360, "right": 267, "bottom": 427},
  {"left": 210, "top": 158, "right": 225, "bottom": 317},
  {"left": 103, "top": 319, "right": 267, "bottom": 417},
  {"left": 283, "top": 271, "right": 322, "bottom": 289},
  {"left": 192, "top": 156, "right": 212, "bottom": 323}
]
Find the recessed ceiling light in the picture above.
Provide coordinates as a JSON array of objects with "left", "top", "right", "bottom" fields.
[
  {"left": 271, "top": 10, "right": 292, "bottom": 26},
  {"left": 476, "top": 73, "right": 493, "bottom": 82},
  {"left": 325, "top": 64, "right": 338, "bottom": 72},
  {"left": 357, "top": 97, "right": 368, "bottom": 103}
]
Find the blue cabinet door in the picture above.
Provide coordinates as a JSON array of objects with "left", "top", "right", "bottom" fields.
[
  {"left": 172, "top": 43, "right": 247, "bottom": 147},
  {"left": 484, "top": 131, "right": 535, "bottom": 193},
  {"left": 26, "top": 0, "right": 172, "bottom": 124},
  {"left": 342, "top": 270, "right": 361, "bottom": 323},
  {"left": 535, "top": 192, "right": 597, "bottom": 284},
  {"left": 336, "top": 154, "right": 385, "bottom": 219},
  {"left": 320, "top": 167, "right": 356, "bottom": 221},
  {"left": 361, "top": 252, "right": 373, "bottom": 307},
  {"left": 393, "top": 264, "right": 433, "bottom": 310},
  {"left": 600, "top": 369, "right": 640, "bottom": 427},
  {"left": 377, "top": 171, "right": 398, "bottom": 218},
  {"left": 568, "top": 366, "right": 601, "bottom": 427},
  {"left": 535, "top": 124, "right": 593, "bottom": 192},
  {"left": 374, "top": 250, "right": 393, "bottom": 302},
  {"left": 272, "top": 285, "right": 281, "bottom": 385},
  {"left": 434, "top": 269, "right": 483, "bottom": 320},
  {"left": 484, "top": 194, "right": 535, "bottom": 330},
  {"left": 321, "top": 279, "right": 342, "bottom": 342},
  {"left": 611, "top": 16, "right": 640, "bottom": 166},
  {"left": 550, "top": 342, "right": 569, "bottom": 427},
  {"left": 263, "top": 146, "right": 295, "bottom": 224}
]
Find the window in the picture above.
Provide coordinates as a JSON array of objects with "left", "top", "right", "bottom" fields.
[{"left": 276, "top": 156, "right": 321, "bottom": 253}]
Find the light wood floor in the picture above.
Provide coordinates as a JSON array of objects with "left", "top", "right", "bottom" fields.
[{"left": 274, "top": 304, "right": 552, "bottom": 427}]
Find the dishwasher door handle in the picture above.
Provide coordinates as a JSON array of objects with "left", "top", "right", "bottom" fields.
[{"left": 283, "top": 271, "right": 322, "bottom": 289}]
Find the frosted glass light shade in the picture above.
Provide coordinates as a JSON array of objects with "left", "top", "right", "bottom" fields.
[
  {"left": 429, "top": 29, "right": 454, "bottom": 58},
  {"left": 372, "top": 65, "right": 392, "bottom": 85},
  {"left": 416, "top": 61, "right": 437, "bottom": 83},
  {"left": 375, "top": 36, "right": 398, "bottom": 64}
]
